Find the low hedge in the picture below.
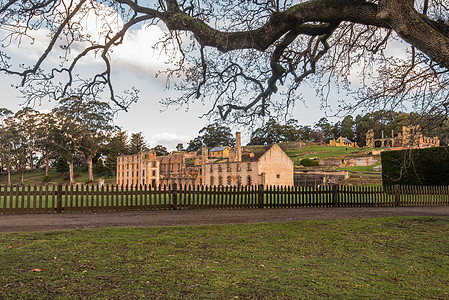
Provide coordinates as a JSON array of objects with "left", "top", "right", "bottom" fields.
[{"left": 300, "top": 158, "right": 319, "bottom": 166}]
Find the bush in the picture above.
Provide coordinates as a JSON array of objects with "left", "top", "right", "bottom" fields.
[
  {"left": 55, "top": 157, "right": 69, "bottom": 173},
  {"left": 381, "top": 146, "right": 449, "bottom": 186},
  {"left": 42, "top": 176, "right": 52, "bottom": 183},
  {"left": 300, "top": 158, "right": 319, "bottom": 166}
]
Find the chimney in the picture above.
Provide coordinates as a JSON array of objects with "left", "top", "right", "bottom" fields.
[
  {"left": 236, "top": 132, "right": 242, "bottom": 162},
  {"left": 201, "top": 146, "right": 208, "bottom": 165}
]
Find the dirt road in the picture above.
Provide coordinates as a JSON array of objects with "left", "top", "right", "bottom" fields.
[{"left": 1, "top": 207, "right": 449, "bottom": 233}]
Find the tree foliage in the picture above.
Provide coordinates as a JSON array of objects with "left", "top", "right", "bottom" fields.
[
  {"left": 340, "top": 115, "right": 355, "bottom": 141},
  {"left": 153, "top": 145, "right": 169, "bottom": 156},
  {"left": 99, "top": 130, "right": 129, "bottom": 175},
  {"left": 53, "top": 97, "right": 114, "bottom": 182},
  {"left": 187, "top": 123, "right": 234, "bottom": 150},
  {"left": 0, "top": 0, "right": 448, "bottom": 124},
  {"left": 249, "top": 118, "right": 307, "bottom": 145},
  {"left": 0, "top": 104, "right": 114, "bottom": 184},
  {"left": 314, "top": 117, "right": 333, "bottom": 142},
  {"left": 129, "top": 132, "right": 148, "bottom": 154}
]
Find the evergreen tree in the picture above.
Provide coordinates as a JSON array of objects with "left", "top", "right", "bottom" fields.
[
  {"left": 100, "top": 130, "right": 129, "bottom": 176},
  {"left": 340, "top": 115, "right": 355, "bottom": 140},
  {"left": 129, "top": 132, "right": 148, "bottom": 154},
  {"left": 153, "top": 145, "right": 169, "bottom": 156},
  {"left": 200, "top": 123, "right": 235, "bottom": 148},
  {"left": 314, "top": 117, "right": 333, "bottom": 142},
  {"left": 249, "top": 118, "right": 301, "bottom": 145}
]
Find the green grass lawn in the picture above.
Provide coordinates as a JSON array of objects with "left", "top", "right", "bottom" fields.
[
  {"left": 1, "top": 217, "right": 448, "bottom": 298},
  {"left": 0, "top": 169, "right": 116, "bottom": 186},
  {"left": 286, "top": 145, "right": 372, "bottom": 165},
  {"left": 337, "top": 163, "right": 382, "bottom": 172}
]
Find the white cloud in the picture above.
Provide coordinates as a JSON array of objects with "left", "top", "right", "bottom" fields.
[
  {"left": 0, "top": 0, "right": 123, "bottom": 65},
  {"left": 110, "top": 24, "right": 183, "bottom": 77},
  {"left": 148, "top": 132, "right": 191, "bottom": 150}
]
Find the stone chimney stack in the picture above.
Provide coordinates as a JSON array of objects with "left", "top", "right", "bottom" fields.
[
  {"left": 236, "top": 132, "right": 242, "bottom": 162},
  {"left": 201, "top": 145, "right": 208, "bottom": 165}
]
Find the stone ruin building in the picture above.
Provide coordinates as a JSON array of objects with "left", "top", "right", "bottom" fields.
[
  {"left": 116, "top": 132, "right": 294, "bottom": 187},
  {"left": 365, "top": 125, "right": 440, "bottom": 149}
]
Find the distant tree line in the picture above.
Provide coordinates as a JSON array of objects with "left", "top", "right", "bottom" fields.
[
  {"left": 0, "top": 100, "right": 168, "bottom": 185},
  {"left": 247, "top": 111, "right": 449, "bottom": 147}
]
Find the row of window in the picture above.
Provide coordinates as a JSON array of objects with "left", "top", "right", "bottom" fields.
[
  {"left": 118, "top": 160, "right": 158, "bottom": 168},
  {"left": 210, "top": 175, "right": 252, "bottom": 186},
  {"left": 118, "top": 170, "right": 145, "bottom": 178},
  {"left": 118, "top": 155, "right": 139, "bottom": 163},
  {"left": 210, "top": 163, "right": 252, "bottom": 173},
  {"left": 118, "top": 162, "right": 160, "bottom": 172},
  {"left": 119, "top": 179, "right": 158, "bottom": 186},
  {"left": 119, "top": 170, "right": 159, "bottom": 177}
]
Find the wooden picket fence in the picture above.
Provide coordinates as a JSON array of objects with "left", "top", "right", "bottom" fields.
[{"left": 1, "top": 184, "right": 449, "bottom": 214}]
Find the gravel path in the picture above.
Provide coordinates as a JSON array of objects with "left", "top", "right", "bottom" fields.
[{"left": 1, "top": 207, "right": 449, "bottom": 233}]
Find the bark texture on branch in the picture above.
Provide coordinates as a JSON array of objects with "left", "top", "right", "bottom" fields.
[{"left": 378, "top": 0, "right": 449, "bottom": 69}]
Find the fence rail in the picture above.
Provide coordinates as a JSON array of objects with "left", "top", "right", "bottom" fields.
[{"left": 1, "top": 184, "right": 449, "bottom": 214}]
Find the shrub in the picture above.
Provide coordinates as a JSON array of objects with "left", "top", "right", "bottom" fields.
[
  {"left": 300, "top": 158, "right": 319, "bottom": 166},
  {"left": 42, "top": 176, "right": 52, "bottom": 183},
  {"left": 55, "top": 157, "right": 69, "bottom": 173},
  {"left": 381, "top": 146, "right": 449, "bottom": 186}
]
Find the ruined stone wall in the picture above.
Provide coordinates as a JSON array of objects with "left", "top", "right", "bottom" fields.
[
  {"left": 318, "top": 156, "right": 379, "bottom": 167},
  {"left": 294, "top": 171, "right": 349, "bottom": 187},
  {"left": 117, "top": 151, "right": 158, "bottom": 186}
]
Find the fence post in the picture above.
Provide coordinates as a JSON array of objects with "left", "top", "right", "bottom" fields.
[
  {"left": 171, "top": 183, "right": 178, "bottom": 210},
  {"left": 332, "top": 185, "right": 339, "bottom": 207},
  {"left": 258, "top": 184, "right": 264, "bottom": 208},
  {"left": 395, "top": 184, "right": 401, "bottom": 207},
  {"left": 56, "top": 184, "right": 63, "bottom": 213}
]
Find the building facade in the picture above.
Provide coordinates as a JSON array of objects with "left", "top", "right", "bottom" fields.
[
  {"left": 203, "top": 144, "right": 294, "bottom": 187},
  {"left": 329, "top": 136, "right": 359, "bottom": 148},
  {"left": 117, "top": 133, "right": 294, "bottom": 187},
  {"left": 116, "top": 151, "right": 159, "bottom": 187},
  {"left": 366, "top": 125, "right": 440, "bottom": 149},
  {"left": 208, "top": 146, "right": 232, "bottom": 158}
]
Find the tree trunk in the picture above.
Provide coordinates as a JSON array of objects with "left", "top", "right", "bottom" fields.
[
  {"left": 29, "top": 149, "right": 34, "bottom": 171},
  {"left": 44, "top": 149, "right": 49, "bottom": 176},
  {"left": 88, "top": 155, "right": 94, "bottom": 183},
  {"left": 69, "top": 160, "right": 75, "bottom": 184},
  {"left": 20, "top": 172, "right": 24, "bottom": 185},
  {"left": 7, "top": 167, "right": 10, "bottom": 185}
]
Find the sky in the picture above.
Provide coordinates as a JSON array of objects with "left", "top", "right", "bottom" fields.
[
  {"left": 0, "top": 67, "right": 330, "bottom": 150},
  {"left": 0, "top": 26, "right": 338, "bottom": 150},
  {"left": 0, "top": 1, "right": 372, "bottom": 150}
]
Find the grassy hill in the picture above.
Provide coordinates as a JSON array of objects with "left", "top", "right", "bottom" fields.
[
  {"left": 281, "top": 143, "right": 382, "bottom": 185},
  {"left": 283, "top": 144, "right": 373, "bottom": 165}
]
